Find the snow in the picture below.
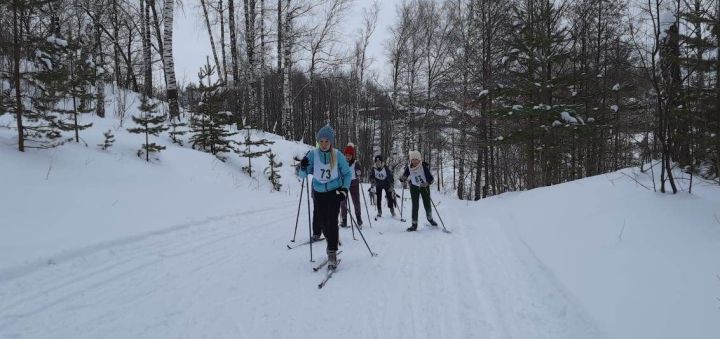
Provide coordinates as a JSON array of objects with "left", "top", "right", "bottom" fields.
[
  {"left": 46, "top": 35, "right": 68, "bottom": 47},
  {"left": 560, "top": 111, "right": 578, "bottom": 124},
  {"left": 479, "top": 89, "right": 489, "bottom": 97},
  {"left": 1, "top": 88, "right": 719, "bottom": 338},
  {"left": 612, "top": 83, "right": 621, "bottom": 91},
  {"left": 610, "top": 105, "right": 619, "bottom": 113}
]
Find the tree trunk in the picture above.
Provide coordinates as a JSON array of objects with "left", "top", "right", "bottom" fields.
[
  {"left": 220, "top": 0, "right": 229, "bottom": 83},
  {"left": 94, "top": 2, "right": 105, "bottom": 117},
  {"left": 228, "top": 0, "right": 240, "bottom": 85},
  {"left": 282, "top": 0, "right": 292, "bottom": 138},
  {"left": 142, "top": 0, "right": 153, "bottom": 97},
  {"left": 200, "top": 0, "right": 224, "bottom": 83},
  {"left": 244, "top": 0, "right": 257, "bottom": 125},
  {"left": 12, "top": 0, "right": 24, "bottom": 152},
  {"left": 163, "top": 0, "right": 179, "bottom": 117},
  {"left": 259, "top": 0, "right": 266, "bottom": 130}
]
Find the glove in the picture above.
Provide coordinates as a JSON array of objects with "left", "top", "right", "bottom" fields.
[
  {"left": 300, "top": 156, "right": 309, "bottom": 170},
  {"left": 399, "top": 175, "right": 408, "bottom": 183},
  {"left": 419, "top": 182, "right": 429, "bottom": 188},
  {"left": 337, "top": 188, "right": 348, "bottom": 201}
]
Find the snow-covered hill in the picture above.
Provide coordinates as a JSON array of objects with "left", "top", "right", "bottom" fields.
[
  {"left": 0, "top": 87, "right": 311, "bottom": 276},
  {"left": 1, "top": 89, "right": 719, "bottom": 338}
]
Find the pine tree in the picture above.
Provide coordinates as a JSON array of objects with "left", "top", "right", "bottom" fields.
[
  {"left": 98, "top": 129, "right": 115, "bottom": 150},
  {"left": 168, "top": 117, "right": 187, "bottom": 146},
  {"left": 127, "top": 97, "right": 168, "bottom": 162},
  {"left": 265, "top": 151, "right": 283, "bottom": 191},
  {"left": 26, "top": 30, "right": 69, "bottom": 147},
  {"left": 237, "top": 126, "right": 273, "bottom": 175},
  {"left": 497, "top": 0, "right": 574, "bottom": 189},
  {"left": 53, "top": 32, "right": 96, "bottom": 143},
  {"left": 189, "top": 60, "right": 237, "bottom": 161}
]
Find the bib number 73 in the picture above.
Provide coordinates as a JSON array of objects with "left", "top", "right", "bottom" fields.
[{"left": 320, "top": 169, "right": 332, "bottom": 180}]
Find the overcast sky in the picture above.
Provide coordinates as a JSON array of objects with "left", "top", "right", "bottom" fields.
[{"left": 173, "top": 0, "right": 402, "bottom": 88}]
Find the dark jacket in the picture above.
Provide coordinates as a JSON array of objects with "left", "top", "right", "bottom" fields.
[
  {"left": 402, "top": 162, "right": 434, "bottom": 187},
  {"left": 369, "top": 165, "right": 394, "bottom": 189}
]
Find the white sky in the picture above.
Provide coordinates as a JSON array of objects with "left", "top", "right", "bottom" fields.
[{"left": 173, "top": 0, "right": 402, "bottom": 88}]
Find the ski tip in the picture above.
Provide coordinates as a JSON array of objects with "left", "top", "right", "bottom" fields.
[{"left": 287, "top": 245, "right": 292, "bottom": 249}]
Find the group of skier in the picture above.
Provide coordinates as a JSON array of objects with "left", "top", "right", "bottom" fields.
[{"left": 297, "top": 124, "right": 439, "bottom": 271}]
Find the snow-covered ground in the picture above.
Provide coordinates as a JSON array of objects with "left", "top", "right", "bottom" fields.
[{"left": 1, "top": 90, "right": 719, "bottom": 338}]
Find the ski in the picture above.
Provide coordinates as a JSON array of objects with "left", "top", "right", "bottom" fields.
[
  {"left": 287, "top": 237, "right": 325, "bottom": 250},
  {"left": 318, "top": 260, "right": 341, "bottom": 289},
  {"left": 426, "top": 223, "right": 451, "bottom": 233},
  {"left": 312, "top": 250, "right": 343, "bottom": 271}
]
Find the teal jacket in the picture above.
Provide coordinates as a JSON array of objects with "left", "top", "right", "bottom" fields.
[{"left": 298, "top": 148, "right": 353, "bottom": 192}]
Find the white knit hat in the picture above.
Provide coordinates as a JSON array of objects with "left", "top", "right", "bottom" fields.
[{"left": 409, "top": 150, "right": 422, "bottom": 162}]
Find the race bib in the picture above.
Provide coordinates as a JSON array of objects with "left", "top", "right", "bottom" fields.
[
  {"left": 409, "top": 166, "right": 427, "bottom": 186},
  {"left": 313, "top": 150, "right": 338, "bottom": 183},
  {"left": 374, "top": 168, "right": 387, "bottom": 181}
]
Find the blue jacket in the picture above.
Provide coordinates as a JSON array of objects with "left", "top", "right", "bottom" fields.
[{"left": 298, "top": 148, "right": 353, "bottom": 192}]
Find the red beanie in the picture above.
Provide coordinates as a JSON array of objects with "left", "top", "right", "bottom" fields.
[{"left": 343, "top": 143, "right": 356, "bottom": 156}]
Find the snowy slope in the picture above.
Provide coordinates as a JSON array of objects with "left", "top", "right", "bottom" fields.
[
  {"left": 1, "top": 89, "right": 719, "bottom": 338},
  {"left": 0, "top": 87, "right": 310, "bottom": 277},
  {"left": 478, "top": 166, "right": 720, "bottom": 339}
]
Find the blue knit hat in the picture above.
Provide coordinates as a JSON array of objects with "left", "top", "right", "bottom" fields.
[{"left": 317, "top": 124, "right": 335, "bottom": 145}]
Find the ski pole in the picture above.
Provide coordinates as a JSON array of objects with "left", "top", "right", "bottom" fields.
[
  {"left": 360, "top": 183, "right": 373, "bottom": 228},
  {"left": 399, "top": 184, "right": 406, "bottom": 222},
  {"left": 347, "top": 193, "right": 357, "bottom": 240},
  {"left": 291, "top": 177, "right": 305, "bottom": 242},
  {"left": 307, "top": 178, "right": 315, "bottom": 262},
  {"left": 347, "top": 208, "right": 378, "bottom": 257},
  {"left": 428, "top": 191, "right": 451, "bottom": 234}
]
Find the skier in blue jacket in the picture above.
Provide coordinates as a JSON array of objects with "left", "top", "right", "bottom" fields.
[{"left": 297, "top": 124, "right": 352, "bottom": 270}]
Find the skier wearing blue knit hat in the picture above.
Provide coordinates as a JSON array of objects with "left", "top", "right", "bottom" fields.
[{"left": 297, "top": 124, "right": 353, "bottom": 270}]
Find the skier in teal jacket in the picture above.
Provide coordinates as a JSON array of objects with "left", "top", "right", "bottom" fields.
[{"left": 297, "top": 124, "right": 352, "bottom": 270}]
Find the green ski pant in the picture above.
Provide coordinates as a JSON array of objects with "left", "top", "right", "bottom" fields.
[{"left": 410, "top": 185, "right": 432, "bottom": 224}]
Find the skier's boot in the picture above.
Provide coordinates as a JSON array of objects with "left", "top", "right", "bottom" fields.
[
  {"left": 327, "top": 250, "right": 338, "bottom": 271},
  {"left": 406, "top": 222, "right": 418, "bottom": 232},
  {"left": 427, "top": 216, "right": 438, "bottom": 227},
  {"left": 340, "top": 219, "right": 348, "bottom": 228},
  {"left": 312, "top": 234, "right": 322, "bottom": 242},
  {"left": 391, "top": 208, "right": 396, "bottom": 218}
]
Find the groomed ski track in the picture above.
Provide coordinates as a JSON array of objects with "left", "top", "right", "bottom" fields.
[{"left": 0, "top": 197, "right": 601, "bottom": 339}]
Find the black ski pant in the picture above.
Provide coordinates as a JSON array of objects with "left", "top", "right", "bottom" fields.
[
  {"left": 410, "top": 185, "right": 433, "bottom": 224},
  {"left": 376, "top": 185, "right": 395, "bottom": 214},
  {"left": 340, "top": 180, "right": 362, "bottom": 224},
  {"left": 313, "top": 190, "right": 341, "bottom": 252}
]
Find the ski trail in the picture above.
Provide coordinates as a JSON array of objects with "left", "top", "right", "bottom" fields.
[
  {"left": 0, "top": 195, "right": 604, "bottom": 338},
  {"left": 0, "top": 201, "right": 295, "bottom": 338},
  {"left": 442, "top": 203, "right": 604, "bottom": 339}
]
